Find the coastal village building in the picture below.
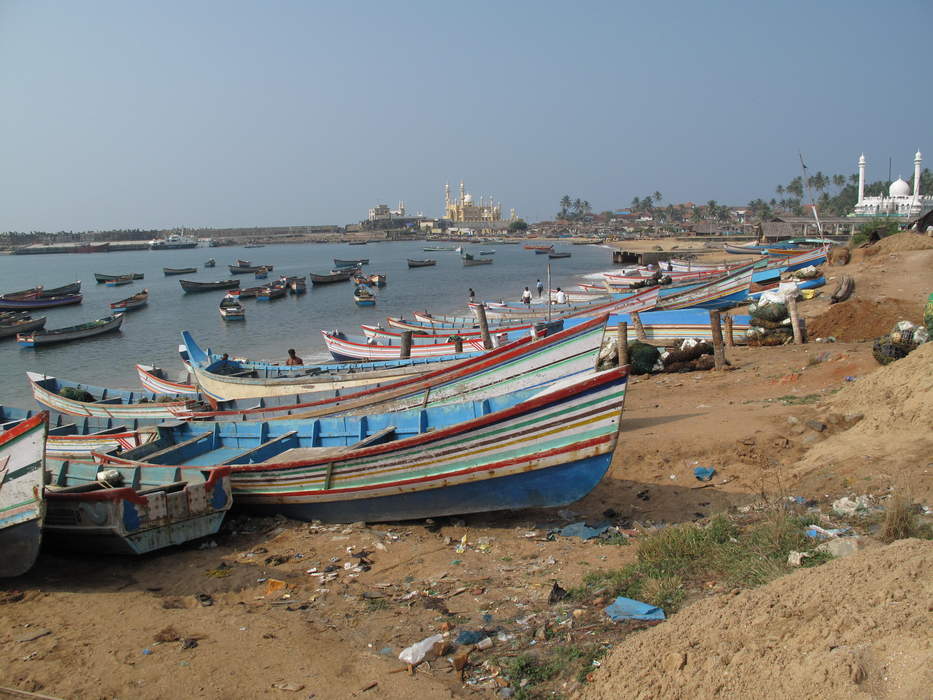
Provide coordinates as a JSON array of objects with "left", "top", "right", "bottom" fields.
[
  {"left": 852, "top": 151, "right": 933, "bottom": 218},
  {"left": 368, "top": 201, "right": 407, "bottom": 222}
]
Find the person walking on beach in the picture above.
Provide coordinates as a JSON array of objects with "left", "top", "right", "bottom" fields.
[
  {"left": 535, "top": 279, "right": 544, "bottom": 298},
  {"left": 521, "top": 287, "right": 532, "bottom": 306},
  {"left": 468, "top": 288, "right": 475, "bottom": 303},
  {"left": 286, "top": 348, "right": 303, "bottom": 366}
]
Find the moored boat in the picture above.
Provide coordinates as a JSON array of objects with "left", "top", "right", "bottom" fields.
[
  {"left": 368, "top": 273, "right": 386, "bottom": 287},
  {"left": 4, "top": 281, "right": 82, "bottom": 298},
  {"left": 334, "top": 258, "right": 369, "bottom": 267},
  {"left": 17, "top": 313, "right": 125, "bottom": 347},
  {"left": 0, "top": 315, "right": 47, "bottom": 339},
  {"left": 98, "top": 366, "right": 629, "bottom": 523},
  {"left": 110, "top": 289, "right": 149, "bottom": 312},
  {"left": 205, "top": 258, "right": 216, "bottom": 267},
  {"left": 353, "top": 284, "right": 376, "bottom": 307},
  {"left": 0, "top": 412, "right": 48, "bottom": 577},
  {"left": 462, "top": 255, "right": 493, "bottom": 266},
  {"left": 219, "top": 291, "right": 246, "bottom": 321},
  {"left": 523, "top": 244, "right": 554, "bottom": 250},
  {"left": 548, "top": 251, "right": 572, "bottom": 259},
  {"left": 229, "top": 263, "right": 274, "bottom": 274},
  {"left": 310, "top": 269, "right": 356, "bottom": 284},
  {"left": 288, "top": 276, "right": 307, "bottom": 294},
  {"left": 95, "top": 272, "right": 143, "bottom": 283},
  {"left": 135, "top": 364, "right": 198, "bottom": 397},
  {"left": 407, "top": 259, "right": 436, "bottom": 268},
  {"left": 256, "top": 283, "right": 287, "bottom": 301},
  {"left": 179, "top": 279, "right": 240, "bottom": 293},
  {"left": 163, "top": 267, "right": 198, "bottom": 276},
  {"left": 0, "top": 293, "right": 83, "bottom": 311},
  {"left": 105, "top": 275, "right": 134, "bottom": 287},
  {"left": 150, "top": 233, "right": 198, "bottom": 250}
]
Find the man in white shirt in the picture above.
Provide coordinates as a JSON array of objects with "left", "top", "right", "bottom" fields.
[{"left": 555, "top": 288, "right": 567, "bottom": 304}]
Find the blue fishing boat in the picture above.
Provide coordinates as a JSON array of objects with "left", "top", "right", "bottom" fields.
[{"left": 353, "top": 284, "right": 375, "bottom": 307}]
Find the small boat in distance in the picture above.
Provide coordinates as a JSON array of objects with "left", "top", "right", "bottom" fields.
[
  {"left": 255, "top": 267, "right": 269, "bottom": 280},
  {"left": 288, "top": 276, "right": 307, "bottom": 294},
  {"left": 0, "top": 315, "right": 47, "bottom": 339},
  {"left": 479, "top": 250, "right": 495, "bottom": 255},
  {"left": 0, "top": 293, "right": 83, "bottom": 311},
  {"left": 163, "top": 267, "right": 198, "bottom": 276},
  {"left": 229, "top": 263, "right": 274, "bottom": 274},
  {"left": 310, "top": 269, "right": 356, "bottom": 284},
  {"left": 3, "top": 281, "right": 82, "bottom": 298},
  {"left": 334, "top": 258, "right": 369, "bottom": 268},
  {"left": 179, "top": 279, "right": 240, "bottom": 293},
  {"left": 204, "top": 258, "right": 216, "bottom": 267},
  {"left": 524, "top": 244, "right": 554, "bottom": 250},
  {"left": 368, "top": 273, "right": 386, "bottom": 287},
  {"left": 105, "top": 275, "right": 134, "bottom": 287},
  {"left": 17, "top": 313, "right": 125, "bottom": 347},
  {"left": 110, "top": 289, "right": 149, "bottom": 312},
  {"left": 423, "top": 246, "right": 457, "bottom": 251},
  {"left": 353, "top": 284, "right": 376, "bottom": 306},
  {"left": 95, "top": 272, "right": 143, "bottom": 283},
  {"left": 462, "top": 252, "right": 493, "bottom": 266},
  {"left": 407, "top": 259, "right": 436, "bottom": 268},
  {"left": 219, "top": 291, "right": 246, "bottom": 321},
  {"left": 256, "top": 283, "right": 287, "bottom": 301},
  {"left": 548, "top": 251, "right": 572, "bottom": 259}
]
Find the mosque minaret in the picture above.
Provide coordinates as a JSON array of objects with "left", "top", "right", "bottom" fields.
[{"left": 853, "top": 150, "right": 933, "bottom": 218}]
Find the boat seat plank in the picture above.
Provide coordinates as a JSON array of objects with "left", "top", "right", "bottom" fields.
[
  {"left": 92, "top": 397, "right": 125, "bottom": 405},
  {"left": 48, "top": 423, "right": 79, "bottom": 436},
  {"left": 87, "top": 425, "right": 128, "bottom": 436},
  {"left": 223, "top": 430, "right": 299, "bottom": 465},
  {"left": 140, "top": 430, "right": 214, "bottom": 464}
]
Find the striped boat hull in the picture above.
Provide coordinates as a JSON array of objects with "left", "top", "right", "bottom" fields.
[{"left": 0, "top": 412, "right": 47, "bottom": 577}]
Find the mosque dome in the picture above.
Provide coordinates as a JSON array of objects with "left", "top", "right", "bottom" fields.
[
  {"left": 463, "top": 193, "right": 473, "bottom": 204},
  {"left": 889, "top": 178, "right": 911, "bottom": 197}
]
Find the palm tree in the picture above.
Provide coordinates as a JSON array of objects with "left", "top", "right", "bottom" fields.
[
  {"left": 776, "top": 184, "right": 785, "bottom": 198},
  {"left": 706, "top": 200, "right": 718, "bottom": 219},
  {"left": 652, "top": 191, "right": 663, "bottom": 205},
  {"left": 560, "top": 195, "right": 572, "bottom": 211},
  {"left": 631, "top": 196, "right": 641, "bottom": 211}
]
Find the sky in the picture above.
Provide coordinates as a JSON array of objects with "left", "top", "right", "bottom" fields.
[{"left": 1, "top": 0, "right": 930, "bottom": 231}]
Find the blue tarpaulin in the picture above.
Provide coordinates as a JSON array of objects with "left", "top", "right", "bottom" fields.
[
  {"left": 604, "top": 596, "right": 666, "bottom": 622},
  {"left": 558, "top": 521, "right": 611, "bottom": 540},
  {"left": 694, "top": 467, "right": 716, "bottom": 482}
]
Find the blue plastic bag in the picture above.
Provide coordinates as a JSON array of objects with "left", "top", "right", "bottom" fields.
[{"left": 604, "top": 596, "right": 666, "bottom": 621}]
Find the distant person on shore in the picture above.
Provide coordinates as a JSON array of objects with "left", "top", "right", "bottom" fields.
[
  {"left": 286, "top": 348, "right": 303, "bottom": 366},
  {"left": 468, "top": 288, "right": 475, "bottom": 303},
  {"left": 535, "top": 279, "right": 544, "bottom": 298},
  {"left": 555, "top": 288, "right": 567, "bottom": 305},
  {"left": 521, "top": 287, "right": 532, "bottom": 306}
]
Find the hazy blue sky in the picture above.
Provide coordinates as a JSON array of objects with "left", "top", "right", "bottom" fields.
[{"left": 1, "top": 0, "right": 930, "bottom": 231}]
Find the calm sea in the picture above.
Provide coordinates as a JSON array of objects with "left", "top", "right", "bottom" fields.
[{"left": 0, "top": 241, "right": 614, "bottom": 407}]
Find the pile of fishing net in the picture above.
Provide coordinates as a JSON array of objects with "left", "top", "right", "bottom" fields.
[
  {"left": 660, "top": 338, "right": 715, "bottom": 372},
  {"left": 871, "top": 320, "right": 929, "bottom": 365},
  {"left": 59, "top": 386, "right": 95, "bottom": 403},
  {"left": 745, "top": 293, "right": 794, "bottom": 346},
  {"left": 626, "top": 340, "right": 662, "bottom": 375}
]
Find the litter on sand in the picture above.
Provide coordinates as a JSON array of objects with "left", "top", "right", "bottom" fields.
[
  {"left": 558, "top": 521, "right": 612, "bottom": 540},
  {"left": 693, "top": 467, "right": 716, "bottom": 482},
  {"left": 604, "top": 596, "right": 666, "bottom": 622}
]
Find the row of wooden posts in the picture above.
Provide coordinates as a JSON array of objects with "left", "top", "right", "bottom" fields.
[{"left": 395, "top": 300, "right": 805, "bottom": 363}]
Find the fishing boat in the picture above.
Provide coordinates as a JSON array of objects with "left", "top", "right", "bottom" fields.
[
  {"left": 256, "top": 283, "right": 287, "bottom": 301},
  {"left": 163, "top": 267, "right": 198, "bottom": 276},
  {"left": 0, "top": 406, "right": 156, "bottom": 459},
  {"left": 523, "top": 244, "right": 554, "bottom": 250},
  {"left": 353, "top": 285, "right": 376, "bottom": 307},
  {"left": 334, "top": 258, "right": 369, "bottom": 268},
  {"left": 322, "top": 329, "right": 485, "bottom": 361},
  {"left": 135, "top": 364, "right": 198, "bottom": 397},
  {"left": 0, "top": 293, "right": 83, "bottom": 311},
  {"left": 548, "top": 251, "right": 572, "bottom": 259},
  {"left": 0, "top": 412, "right": 48, "bottom": 577},
  {"left": 368, "top": 273, "right": 386, "bottom": 287},
  {"left": 254, "top": 267, "right": 269, "bottom": 280},
  {"left": 310, "top": 269, "right": 356, "bottom": 284},
  {"left": 98, "top": 366, "right": 629, "bottom": 523},
  {"left": 562, "top": 309, "right": 753, "bottom": 344},
  {"left": 150, "top": 233, "right": 198, "bottom": 250},
  {"left": 4, "top": 281, "right": 82, "bottom": 298},
  {"left": 229, "top": 263, "right": 274, "bottom": 274},
  {"left": 17, "top": 313, "right": 125, "bottom": 348},
  {"left": 348, "top": 241, "right": 368, "bottom": 246},
  {"left": 42, "top": 459, "right": 232, "bottom": 555},
  {"left": 0, "top": 315, "right": 47, "bottom": 339},
  {"left": 205, "top": 258, "right": 216, "bottom": 267},
  {"left": 479, "top": 250, "right": 495, "bottom": 255},
  {"left": 237, "top": 286, "right": 265, "bottom": 299},
  {"left": 95, "top": 273, "right": 143, "bottom": 283},
  {"left": 219, "top": 292, "right": 246, "bottom": 321},
  {"left": 179, "top": 316, "right": 606, "bottom": 410},
  {"left": 179, "top": 279, "right": 240, "bottom": 293},
  {"left": 653, "top": 266, "right": 754, "bottom": 311},
  {"left": 423, "top": 246, "right": 457, "bottom": 251},
  {"left": 534, "top": 249, "right": 553, "bottom": 255},
  {"left": 288, "top": 277, "right": 307, "bottom": 294},
  {"left": 370, "top": 317, "right": 556, "bottom": 340},
  {"left": 236, "top": 259, "right": 252, "bottom": 267},
  {"left": 110, "top": 289, "right": 149, "bottom": 312},
  {"left": 407, "top": 259, "right": 437, "bottom": 268},
  {"left": 105, "top": 275, "right": 134, "bottom": 287},
  {"left": 462, "top": 254, "right": 493, "bottom": 266}
]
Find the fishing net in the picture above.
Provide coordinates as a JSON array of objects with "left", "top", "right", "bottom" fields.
[
  {"left": 748, "top": 300, "right": 788, "bottom": 322},
  {"left": 627, "top": 340, "right": 660, "bottom": 375},
  {"left": 749, "top": 317, "right": 791, "bottom": 330},
  {"left": 872, "top": 337, "right": 914, "bottom": 365},
  {"left": 60, "top": 387, "right": 95, "bottom": 403}
]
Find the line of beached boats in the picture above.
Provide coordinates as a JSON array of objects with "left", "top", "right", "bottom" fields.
[{"left": 1, "top": 243, "right": 830, "bottom": 577}]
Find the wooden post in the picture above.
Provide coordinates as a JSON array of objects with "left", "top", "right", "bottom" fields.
[
  {"left": 630, "top": 311, "right": 648, "bottom": 341},
  {"left": 616, "top": 322, "right": 629, "bottom": 367},
  {"left": 475, "top": 304, "right": 493, "bottom": 350},
  {"left": 400, "top": 331, "right": 413, "bottom": 359},
  {"left": 708, "top": 309, "right": 726, "bottom": 370},
  {"left": 786, "top": 294, "right": 804, "bottom": 344},
  {"left": 724, "top": 314, "right": 735, "bottom": 347},
  {"left": 453, "top": 336, "right": 463, "bottom": 353}
]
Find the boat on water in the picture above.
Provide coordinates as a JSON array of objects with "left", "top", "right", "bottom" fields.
[
  {"left": 310, "top": 269, "right": 356, "bottom": 284},
  {"left": 255, "top": 267, "right": 269, "bottom": 280},
  {"left": 423, "top": 246, "right": 457, "bottom": 251},
  {"left": 0, "top": 412, "right": 48, "bottom": 577},
  {"left": 0, "top": 315, "right": 47, "bottom": 339},
  {"left": 353, "top": 285, "right": 376, "bottom": 307},
  {"left": 204, "top": 258, "right": 216, "bottom": 267},
  {"left": 17, "top": 313, "right": 125, "bottom": 347},
  {"left": 524, "top": 244, "right": 554, "bottom": 250},
  {"left": 150, "top": 233, "right": 198, "bottom": 250},
  {"left": 219, "top": 292, "right": 246, "bottom": 321},
  {"left": 110, "top": 289, "right": 149, "bottom": 312},
  {"left": 163, "top": 267, "right": 198, "bottom": 276},
  {"left": 95, "top": 272, "right": 143, "bottom": 283},
  {"left": 105, "top": 275, "right": 134, "bottom": 287},
  {"left": 0, "top": 293, "right": 82, "bottom": 311},
  {"left": 256, "top": 282, "right": 287, "bottom": 301},
  {"left": 462, "top": 254, "right": 493, "bottom": 266},
  {"left": 179, "top": 279, "right": 240, "bottom": 293},
  {"left": 479, "top": 250, "right": 495, "bottom": 255},
  {"left": 348, "top": 241, "right": 368, "bottom": 246},
  {"left": 237, "top": 286, "right": 265, "bottom": 299},
  {"left": 288, "top": 276, "right": 307, "bottom": 294},
  {"left": 229, "top": 263, "right": 274, "bottom": 274},
  {"left": 368, "top": 273, "right": 386, "bottom": 287},
  {"left": 4, "top": 281, "right": 82, "bottom": 298},
  {"left": 548, "top": 251, "right": 572, "bottom": 259},
  {"left": 407, "top": 259, "right": 436, "bottom": 268},
  {"left": 97, "top": 366, "right": 630, "bottom": 523},
  {"left": 334, "top": 258, "right": 369, "bottom": 267}
]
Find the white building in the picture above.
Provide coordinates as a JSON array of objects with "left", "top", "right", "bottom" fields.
[
  {"left": 368, "top": 201, "right": 406, "bottom": 222},
  {"left": 851, "top": 151, "right": 933, "bottom": 218}
]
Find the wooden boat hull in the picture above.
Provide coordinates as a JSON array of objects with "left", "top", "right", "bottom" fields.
[
  {"left": 0, "top": 413, "right": 47, "bottom": 577},
  {"left": 0, "top": 294, "right": 82, "bottom": 310},
  {"left": 95, "top": 273, "right": 143, "bottom": 283},
  {"left": 548, "top": 253, "right": 571, "bottom": 259},
  {"left": 653, "top": 267, "right": 753, "bottom": 311},
  {"left": 323, "top": 329, "right": 485, "bottom": 361},
  {"left": 0, "top": 316, "right": 46, "bottom": 339},
  {"left": 310, "top": 270, "right": 354, "bottom": 284},
  {"left": 110, "top": 290, "right": 149, "bottom": 311},
  {"left": 136, "top": 364, "right": 198, "bottom": 397},
  {"left": 105, "top": 277, "right": 133, "bottom": 287},
  {"left": 163, "top": 268, "right": 198, "bottom": 276},
  {"left": 17, "top": 313, "right": 124, "bottom": 347},
  {"left": 334, "top": 258, "right": 369, "bottom": 267},
  {"left": 407, "top": 259, "right": 436, "bottom": 267},
  {"left": 463, "top": 257, "right": 493, "bottom": 266},
  {"left": 229, "top": 264, "right": 273, "bottom": 274},
  {"left": 99, "top": 368, "right": 628, "bottom": 523},
  {"left": 180, "top": 279, "right": 240, "bottom": 293}
]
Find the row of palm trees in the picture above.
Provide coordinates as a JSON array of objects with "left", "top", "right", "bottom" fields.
[{"left": 557, "top": 195, "right": 592, "bottom": 220}]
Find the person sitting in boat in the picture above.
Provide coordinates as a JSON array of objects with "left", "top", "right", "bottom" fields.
[
  {"left": 555, "top": 288, "right": 567, "bottom": 305},
  {"left": 286, "top": 348, "right": 303, "bottom": 366},
  {"left": 521, "top": 287, "right": 532, "bottom": 306}
]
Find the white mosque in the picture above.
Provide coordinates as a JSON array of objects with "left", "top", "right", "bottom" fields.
[{"left": 851, "top": 151, "right": 933, "bottom": 218}]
